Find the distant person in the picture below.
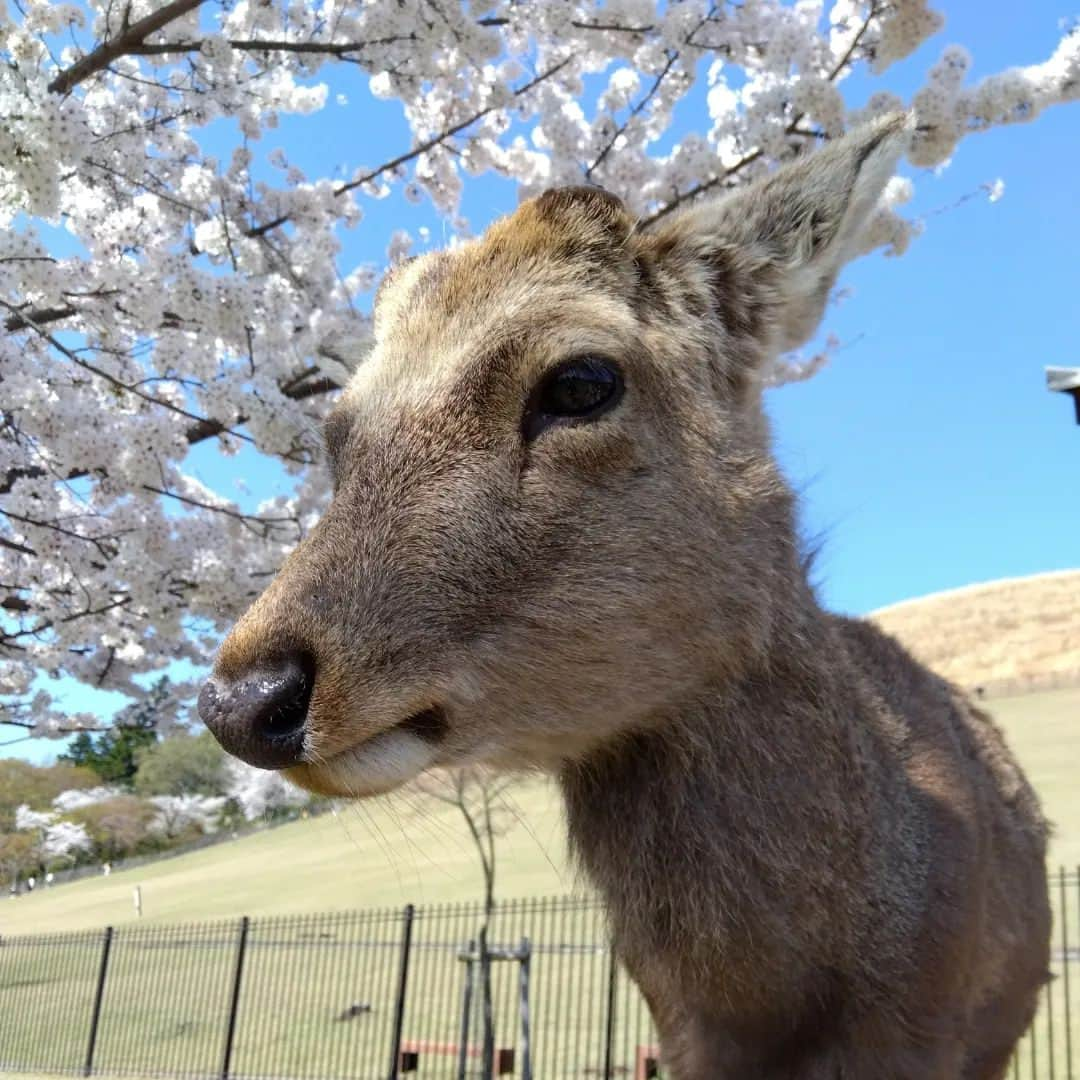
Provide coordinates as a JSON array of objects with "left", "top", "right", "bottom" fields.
[
  {"left": 26, "top": 876, "right": 35, "bottom": 892},
  {"left": 102, "top": 862, "right": 111, "bottom": 877},
  {"left": 45, "top": 872, "right": 54, "bottom": 887}
]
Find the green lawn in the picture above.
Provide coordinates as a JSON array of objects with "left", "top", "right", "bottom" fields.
[
  {"left": 988, "top": 686, "right": 1080, "bottom": 870},
  {"left": 2, "top": 686, "right": 1075, "bottom": 939}
]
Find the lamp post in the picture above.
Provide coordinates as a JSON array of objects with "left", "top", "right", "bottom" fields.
[{"left": 1046, "top": 367, "right": 1080, "bottom": 424}]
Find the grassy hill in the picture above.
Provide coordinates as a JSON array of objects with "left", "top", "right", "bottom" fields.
[
  {"left": 870, "top": 569, "right": 1080, "bottom": 696},
  {"left": 4, "top": 684, "right": 1076, "bottom": 937}
]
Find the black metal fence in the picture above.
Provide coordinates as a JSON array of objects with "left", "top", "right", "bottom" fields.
[{"left": 1, "top": 873, "right": 1077, "bottom": 1079}]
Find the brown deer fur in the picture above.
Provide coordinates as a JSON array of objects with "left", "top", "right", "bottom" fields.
[{"left": 208, "top": 115, "right": 1050, "bottom": 1078}]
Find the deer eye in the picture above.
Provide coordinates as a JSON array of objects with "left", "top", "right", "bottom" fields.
[{"left": 523, "top": 357, "right": 623, "bottom": 441}]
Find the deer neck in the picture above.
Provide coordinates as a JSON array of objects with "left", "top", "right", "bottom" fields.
[{"left": 557, "top": 609, "right": 883, "bottom": 995}]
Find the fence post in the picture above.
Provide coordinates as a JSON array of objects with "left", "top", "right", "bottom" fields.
[
  {"left": 457, "top": 938, "right": 476, "bottom": 1080},
  {"left": 220, "top": 915, "right": 250, "bottom": 1080},
  {"left": 387, "top": 903, "right": 415, "bottom": 1080},
  {"left": 603, "top": 943, "right": 617, "bottom": 1080},
  {"left": 518, "top": 937, "right": 533, "bottom": 1080},
  {"left": 83, "top": 925, "right": 114, "bottom": 1077}
]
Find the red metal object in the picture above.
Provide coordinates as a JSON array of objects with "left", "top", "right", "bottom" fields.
[{"left": 635, "top": 1044, "right": 661, "bottom": 1080}]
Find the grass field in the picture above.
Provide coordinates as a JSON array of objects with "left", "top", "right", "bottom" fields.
[
  {"left": 0, "top": 776, "right": 573, "bottom": 935},
  {"left": 3, "top": 686, "right": 1076, "bottom": 938},
  {"left": 0, "top": 687, "right": 1076, "bottom": 1078},
  {"left": 988, "top": 686, "right": 1080, "bottom": 870}
]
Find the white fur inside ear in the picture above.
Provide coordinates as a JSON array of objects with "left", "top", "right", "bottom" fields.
[
  {"left": 755, "top": 111, "right": 915, "bottom": 350},
  {"left": 834, "top": 112, "right": 915, "bottom": 255},
  {"left": 316, "top": 728, "right": 437, "bottom": 796}
]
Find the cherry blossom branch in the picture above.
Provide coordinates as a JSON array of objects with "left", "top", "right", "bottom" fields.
[
  {"left": 586, "top": 50, "right": 681, "bottom": 181},
  {"left": 0, "top": 298, "right": 255, "bottom": 446},
  {"left": 478, "top": 17, "right": 655, "bottom": 35},
  {"left": 585, "top": 3, "right": 721, "bottom": 182},
  {"left": 144, "top": 485, "right": 302, "bottom": 540},
  {"left": 247, "top": 57, "right": 572, "bottom": 238},
  {"left": 1, "top": 594, "right": 132, "bottom": 647},
  {"left": 642, "top": 2, "right": 884, "bottom": 226},
  {"left": 0, "top": 362, "right": 341, "bottom": 499},
  {"left": 640, "top": 145, "right": 766, "bottom": 226},
  {"left": 827, "top": 1, "right": 884, "bottom": 81},
  {"left": 0, "top": 536, "right": 36, "bottom": 557},
  {"left": 4, "top": 305, "right": 77, "bottom": 333},
  {"left": 0, "top": 509, "right": 121, "bottom": 560},
  {"left": 124, "top": 35, "right": 418, "bottom": 58},
  {"left": 48, "top": 0, "right": 206, "bottom": 95}
]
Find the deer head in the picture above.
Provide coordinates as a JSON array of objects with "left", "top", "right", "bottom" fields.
[{"left": 199, "top": 114, "right": 912, "bottom": 797}]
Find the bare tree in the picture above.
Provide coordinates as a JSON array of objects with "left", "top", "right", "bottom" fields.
[{"left": 413, "top": 768, "right": 516, "bottom": 1079}]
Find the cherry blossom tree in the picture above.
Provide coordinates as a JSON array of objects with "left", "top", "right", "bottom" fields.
[
  {"left": 1, "top": 1, "right": 1077, "bottom": 737},
  {"left": 12, "top": 803, "right": 93, "bottom": 866},
  {"left": 52, "top": 784, "right": 122, "bottom": 812},
  {"left": 225, "top": 757, "right": 311, "bottom": 821},
  {"left": 13, "top": 804, "right": 55, "bottom": 832},
  {"left": 40, "top": 819, "right": 93, "bottom": 864},
  {"left": 147, "top": 792, "right": 225, "bottom": 837}
]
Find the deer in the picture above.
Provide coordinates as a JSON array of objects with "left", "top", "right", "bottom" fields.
[{"left": 199, "top": 114, "right": 1051, "bottom": 1079}]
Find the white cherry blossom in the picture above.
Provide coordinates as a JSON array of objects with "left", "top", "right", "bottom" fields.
[
  {"left": 226, "top": 758, "right": 311, "bottom": 821},
  {"left": 41, "top": 821, "right": 93, "bottom": 861},
  {"left": 148, "top": 793, "right": 226, "bottom": 838}
]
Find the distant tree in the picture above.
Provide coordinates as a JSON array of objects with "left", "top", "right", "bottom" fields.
[
  {"left": 226, "top": 759, "right": 311, "bottom": 822},
  {"left": 40, "top": 820, "right": 92, "bottom": 868},
  {"left": 58, "top": 679, "right": 170, "bottom": 786},
  {"left": 134, "top": 731, "right": 228, "bottom": 797},
  {"left": 0, "top": 832, "right": 39, "bottom": 890},
  {"left": 148, "top": 794, "right": 226, "bottom": 841},
  {"left": 414, "top": 768, "right": 516, "bottom": 1078},
  {"left": 59, "top": 727, "right": 157, "bottom": 787},
  {"left": 52, "top": 786, "right": 122, "bottom": 813},
  {"left": 0, "top": 759, "right": 97, "bottom": 830},
  {"left": 69, "top": 796, "right": 158, "bottom": 863}
]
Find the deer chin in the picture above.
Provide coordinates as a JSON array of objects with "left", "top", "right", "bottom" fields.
[{"left": 285, "top": 707, "right": 448, "bottom": 798}]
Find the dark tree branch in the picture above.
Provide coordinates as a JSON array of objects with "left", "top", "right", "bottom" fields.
[
  {"left": 1, "top": 594, "right": 132, "bottom": 647},
  {"left": 586, "top": 49, "right": 681, "bottom": 181},
  {"left": 639, "top": 146, "right": 765, "bottom": 226},
  {"left": 48, "top": 0, "right": 206, "bottom": 95},
  {"left": 0, "top": 536, "right": 37, "bottom": 557},
  {"left": 144, "top": 484, "right": 301, "bottom": 539},
  {"left": 3, "top": 305, "right": 76, "bottom": 333},
  {"left": 123, "top": 34, "right": 417, "bottom": 58}
]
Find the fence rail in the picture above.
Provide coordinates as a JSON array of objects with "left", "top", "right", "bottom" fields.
[{"left": 1, "top": 873, "right": 1078, "bottom": 1079}]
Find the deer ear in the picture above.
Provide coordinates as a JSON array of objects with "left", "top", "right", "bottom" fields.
[{"left": 644, "top": 113, "right": 913, "bottom": 356}]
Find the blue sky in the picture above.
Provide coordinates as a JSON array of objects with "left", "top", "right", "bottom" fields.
[
  {"left": 9, "top": 1, "right": 1079, "bottom": 761},
  {"left": 768, "top": 3, "right": 1079, "bottom": 612}
]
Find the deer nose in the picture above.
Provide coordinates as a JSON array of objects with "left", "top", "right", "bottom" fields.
[{"left": 198, "top": 656, "right": 314, "bottom": 770}]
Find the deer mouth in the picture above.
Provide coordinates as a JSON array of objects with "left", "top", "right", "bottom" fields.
[
  {"left": 285, "top": 705, "right": 449, "bottom": 798},
  {"left": 396, "top": 705, "right": 450, "bottom": 744}
]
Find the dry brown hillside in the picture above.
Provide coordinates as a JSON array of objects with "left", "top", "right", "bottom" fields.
[{"left": 869, "top": 570, "right": 1080, "bottom": 698}]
